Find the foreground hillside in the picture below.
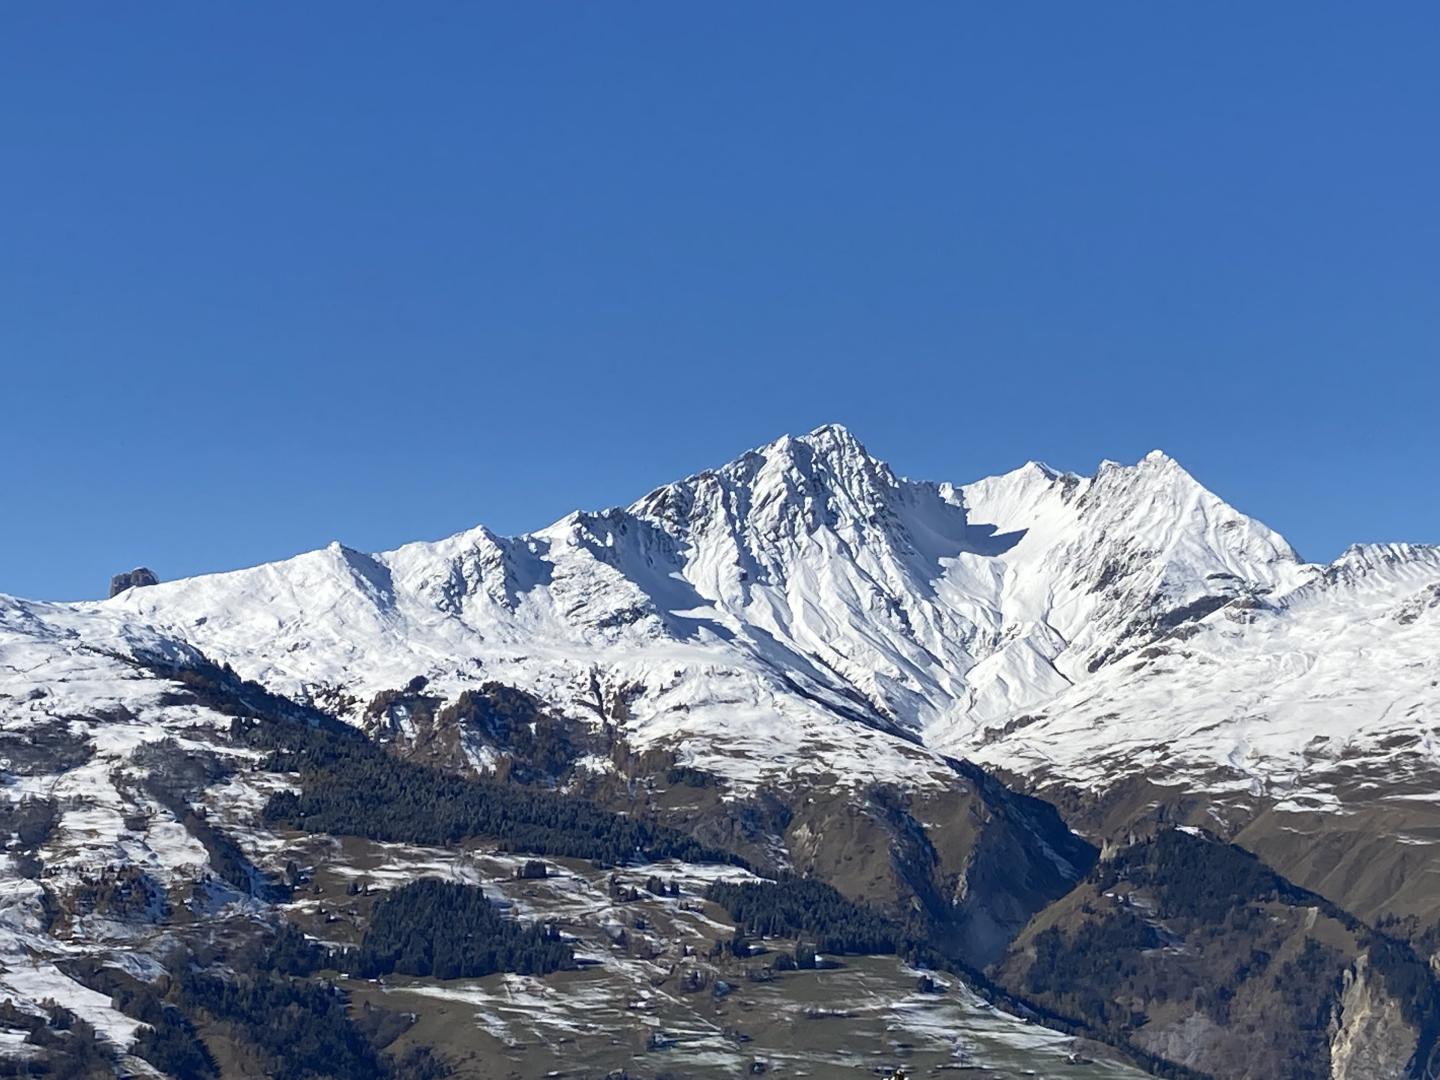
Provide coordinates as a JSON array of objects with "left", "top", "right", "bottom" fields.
[{"left": 0, "top": 616, "right": 1149, "bottom": 1077}]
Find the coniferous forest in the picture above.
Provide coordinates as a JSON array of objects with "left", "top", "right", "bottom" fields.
[
  {"left": 352, "top": 879, "right": 574, "bottom": 979},
  {"left": 247, "top": 711, "right": 739, "bottom": 867},
  {"left": 704, "top": 878, "right": 901, "bottom": 955}
]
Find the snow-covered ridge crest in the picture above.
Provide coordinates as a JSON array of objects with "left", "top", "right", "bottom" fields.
[
  {"left": 9, "top": 424, "right": 1434, "bottom": 799},
  {"left": 1328, "top": 541, "right": 1440, "bottom": 578}
]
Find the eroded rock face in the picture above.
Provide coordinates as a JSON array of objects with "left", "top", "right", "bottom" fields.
[
  {"left": 1329, "top": 956, "right": 1419, "bottom": 1080},
  {"left": 108, "top": 567, "right": 159, "bottom": 598},
  {"left": 1133, "top": 1012, "right": 1226, "bottom": 1072},
  {"left": 994, "top": 828, "right": 1440, "bottom": 1080}
]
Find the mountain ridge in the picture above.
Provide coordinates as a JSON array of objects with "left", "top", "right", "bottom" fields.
[{"left": 9, "top": 422, "right": 1434, "bottom": 803}]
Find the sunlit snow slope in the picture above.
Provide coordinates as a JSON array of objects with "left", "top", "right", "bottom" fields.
[{"left": 12, "top": 424, "right": 1437, "bottom": 802}]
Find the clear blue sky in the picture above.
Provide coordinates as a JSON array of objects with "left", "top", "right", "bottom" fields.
[{"left": 4, "top": 4, "right": 1437, "bottom": 600}]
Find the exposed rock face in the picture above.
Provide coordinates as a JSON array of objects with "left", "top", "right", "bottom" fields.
[
  {"left": 108, "top": 566, "right": 159, "bottom": 598},
  {"left": 1132, "top": 1012, "right": 1226, "bottom": 1073},
  {"left": 995, "top": 828, "right": 1440, "bottom": 1080},
  {"left": 1329, "top": 955, "right": 1420, "bottom": 1080}
]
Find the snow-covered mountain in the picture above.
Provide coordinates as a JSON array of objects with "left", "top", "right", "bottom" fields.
[
  {"left": 11, "top": 421, "right": 1425, "bottom": 811},
  {"left": 6, "top": 423, "right": 1440, "bottom": 1078},
  {"left": 970, "top": 540, "right": 1440, "bottom": 796}
]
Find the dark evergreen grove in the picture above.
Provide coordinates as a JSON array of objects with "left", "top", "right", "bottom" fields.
[
  {"left": 352, "top": 879, "right": 574, "bottom": 979},
  {"left": 704, "top": 878, "right": 901, "bottom": 955},
  {"left": 1096, "top": 827, "right": 1299, "bottom": 924},
  {"left": 119, "top": 992, "right": 218, "bottom": 1080},
  {"left": 257, "top": 723, "right": 741, "bottom": 867},
  {"left": 1023, "top": 908, "right": 1163, "bottom": 1034},
  {"left": 174, "top": 971, "right": 389, "bottom": 1080}
]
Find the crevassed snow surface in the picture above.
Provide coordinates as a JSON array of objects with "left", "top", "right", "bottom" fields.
[{"left": 6, "top": 424, "right": 1437, "bottom": 801}]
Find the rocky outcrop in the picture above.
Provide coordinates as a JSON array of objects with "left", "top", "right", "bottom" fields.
[
  {"left": 995, "top": 828, "right": 1440, "bottom": 1080},
  {"left": 1329, "top": 955, "right": 1422, "bottom": 1080},
  {"left": 108, "top": 566, "right": 159, "bottom": 598}
]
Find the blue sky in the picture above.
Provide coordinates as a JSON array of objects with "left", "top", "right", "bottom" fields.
[{"left": 4, "top": 4, "right": 1437, "bottom": 600}]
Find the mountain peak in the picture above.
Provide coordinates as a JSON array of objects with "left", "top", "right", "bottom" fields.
[
  {"left": 798, "top": 421, "right": 863, "bottom": 449},
  {"left": 760, "top": 422, "right": 875, "bottom": 469},
  {"left": 1020, "top": 460, "right": 1063, "bottom": 480},
  {"left": 1095, "top": 449, "right": 1185, "bottom": 478},
  {"left": 755, "top": 424, "right": 902, "bottom": 510}
]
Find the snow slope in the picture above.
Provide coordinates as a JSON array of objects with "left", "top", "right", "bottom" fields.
[
  {"left": 6, "top": 424, "right": 1436, "bottom": 805},
  {"left": 970, "top": 541, "right": 1440, "bottom": 801},
  {"left": 0, "top": 597, "right": 278, "bottom": 1051}
]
